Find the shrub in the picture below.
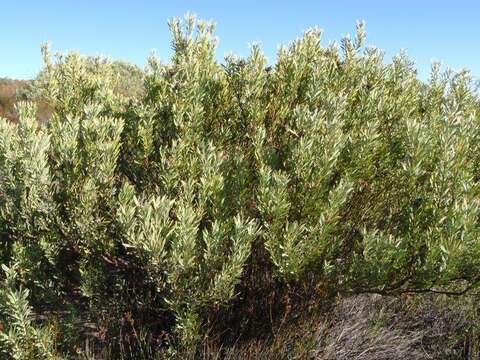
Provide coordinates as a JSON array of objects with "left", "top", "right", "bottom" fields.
[{"left": 1, "top": 13, "right": 480, "bottom": 358}]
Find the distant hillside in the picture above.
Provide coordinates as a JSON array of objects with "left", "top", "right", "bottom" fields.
[
  {"left": 0, "top": 78, "right": 29, "bottom": 122},
  {"left": 0, "top": 78, "right": 52, "bottom": 123},
  {"left": 0, "top": 58, "right": 144, "bottom": 124}
]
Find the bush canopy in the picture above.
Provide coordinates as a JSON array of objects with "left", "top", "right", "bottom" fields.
[{"left": 1, "top": 14, "right": 480, "bottom": 358}]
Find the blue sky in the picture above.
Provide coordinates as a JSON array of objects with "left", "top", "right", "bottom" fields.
[{"left": 1, "top": 1, "right": 479, "bottom": 80}]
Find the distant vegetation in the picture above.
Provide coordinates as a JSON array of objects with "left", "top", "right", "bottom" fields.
[
  {"left": 0, "top": 78, "right": 28, "bottom": 121},
  {"left": 1, "top": 14, "right": 480, "bottom": 359}
]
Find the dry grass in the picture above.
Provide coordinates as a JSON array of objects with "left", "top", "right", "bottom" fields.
[
  {"left": 200, "top": 294, "right": 480, "bottom": 360},
  {"left": 317, "top": 295, "right": 424, "bottom": 359}
]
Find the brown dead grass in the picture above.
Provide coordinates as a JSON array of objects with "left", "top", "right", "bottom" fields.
[{"left": 200, "top": 294, "right": 479, "bottom": 359}]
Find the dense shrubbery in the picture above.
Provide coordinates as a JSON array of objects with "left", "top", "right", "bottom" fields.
[{"left": 1, "top": 14, "right": 480, "bottom": 358}]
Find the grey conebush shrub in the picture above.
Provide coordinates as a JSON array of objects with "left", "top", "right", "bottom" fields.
[{"left": 1, "top": 13, "right": 480, "bottom": 357}]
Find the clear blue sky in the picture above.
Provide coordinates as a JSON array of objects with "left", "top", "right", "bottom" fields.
[{"left": 2, "top": 1, "right": 479, "bottom": 81}]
